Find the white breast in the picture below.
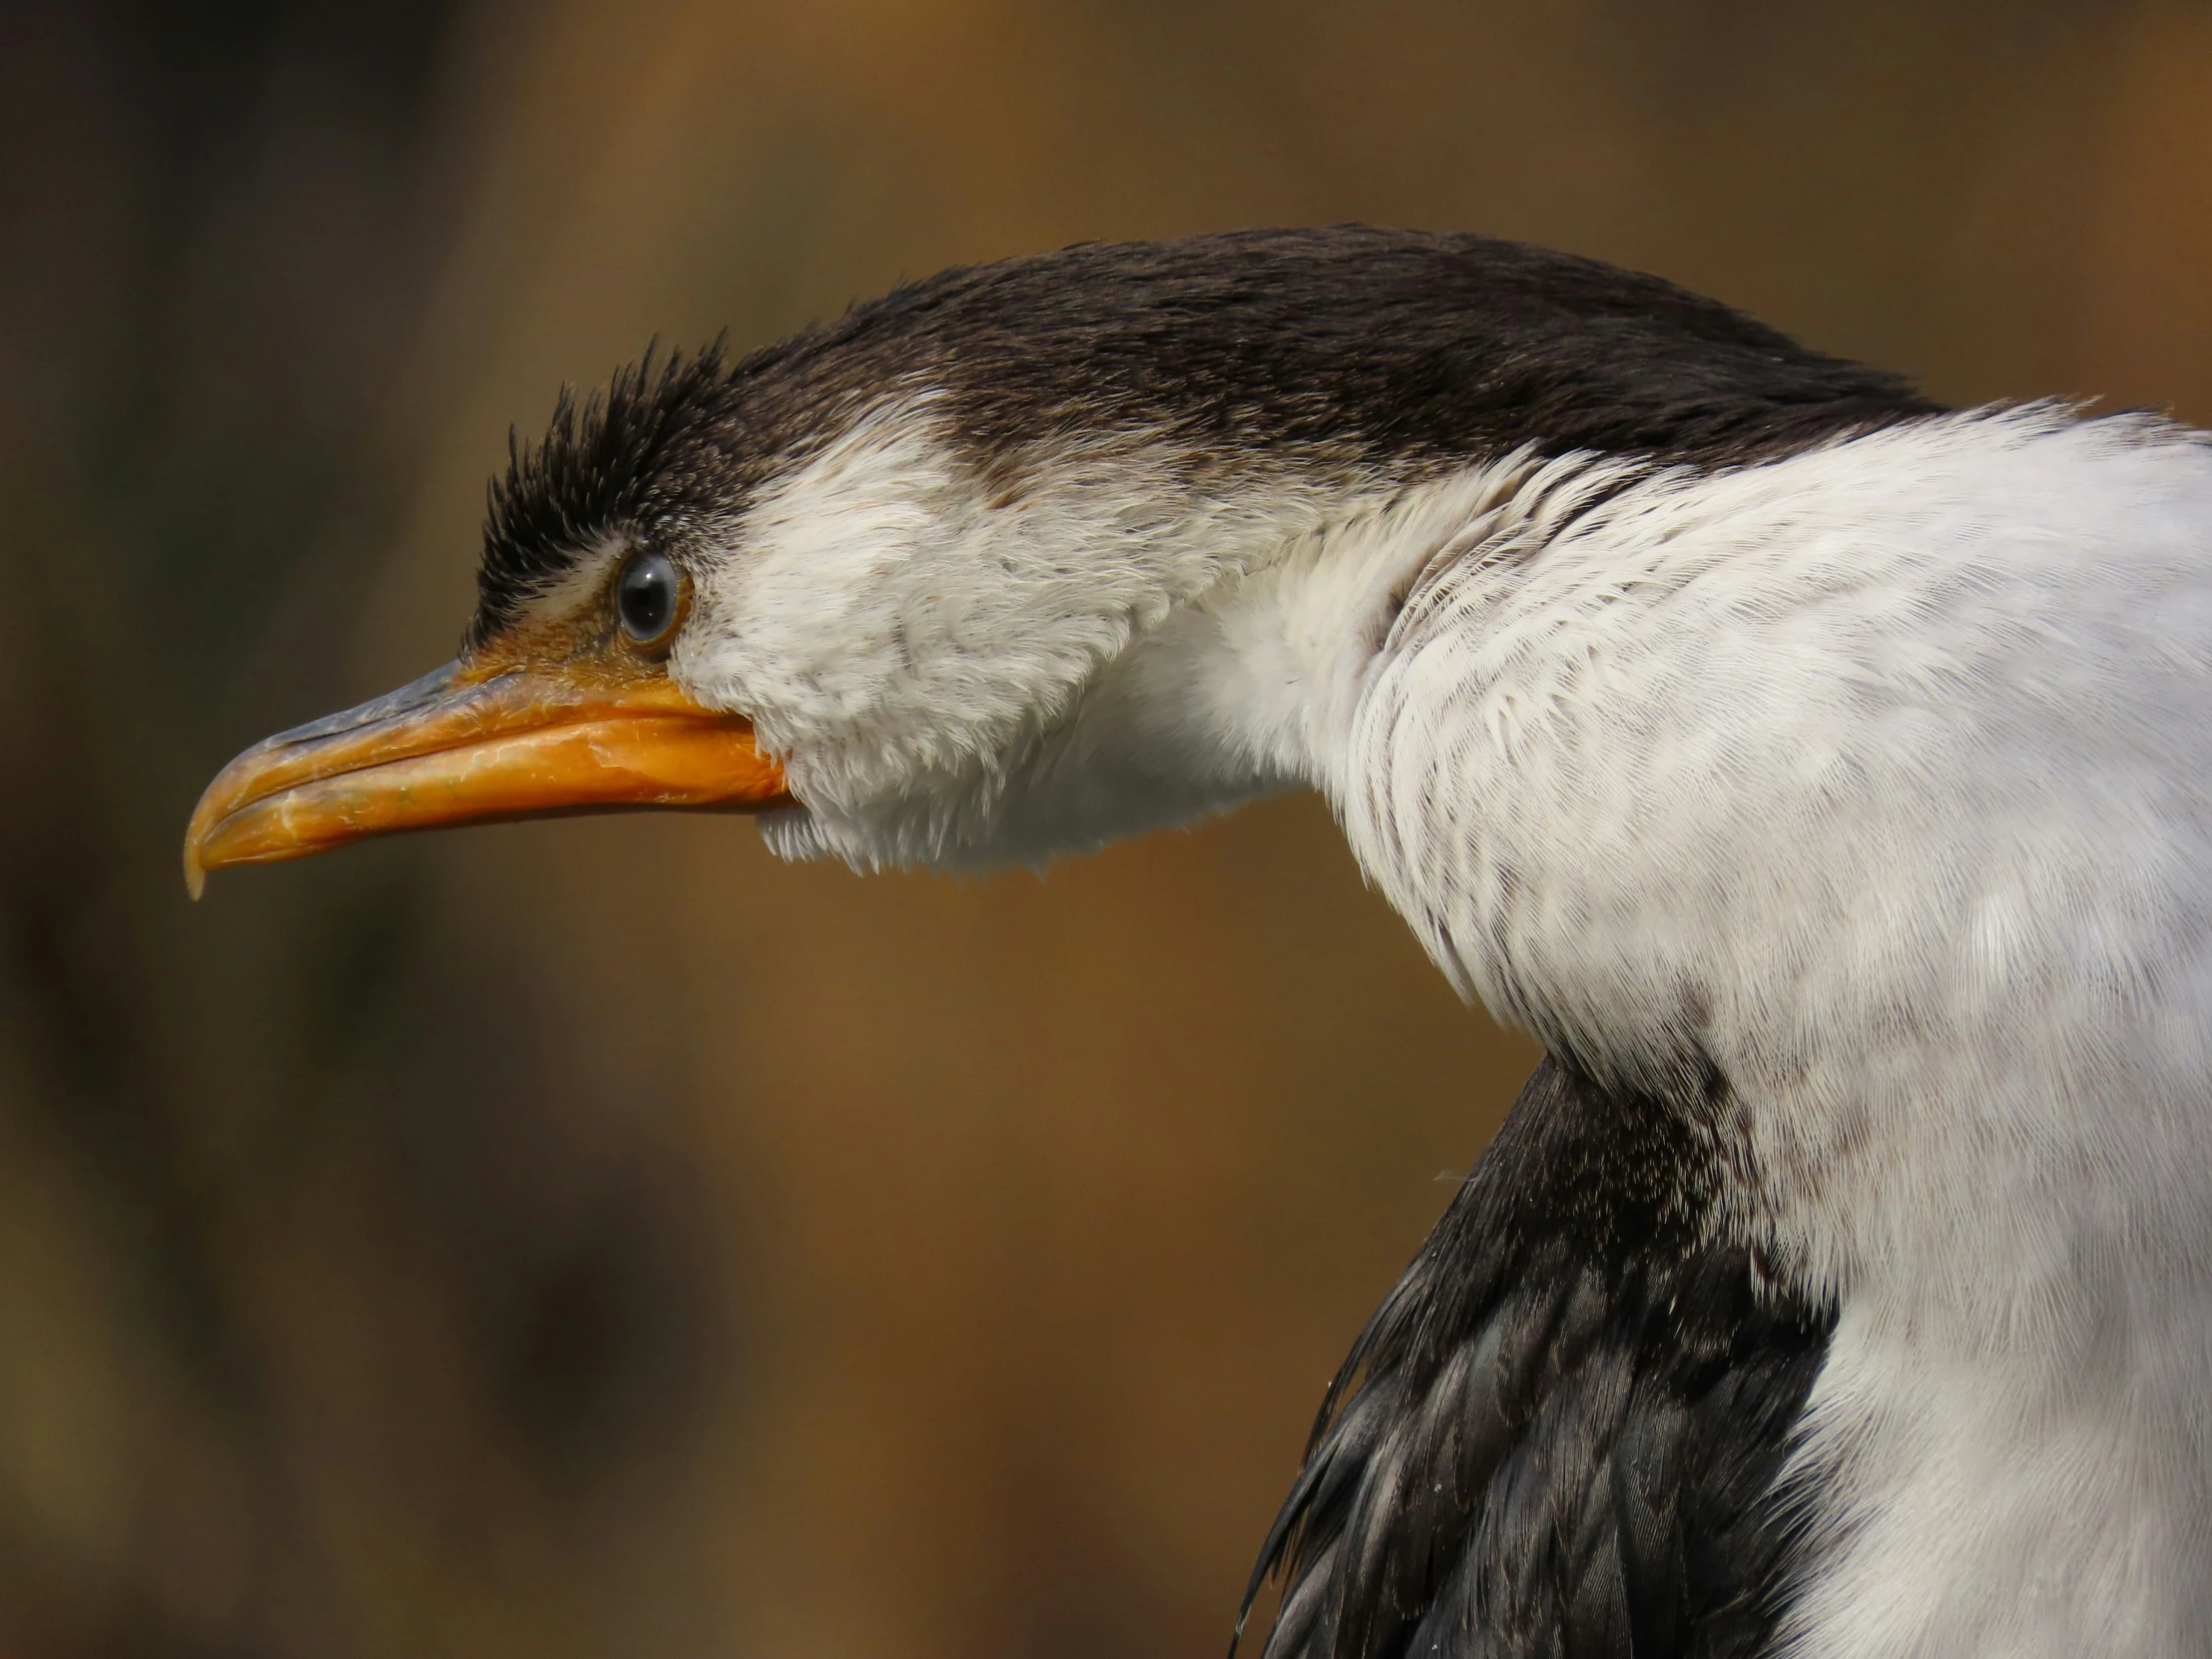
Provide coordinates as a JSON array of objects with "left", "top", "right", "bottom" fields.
[{"left": 1338, "top": 408, "right": 2212, "bottom": 1658}]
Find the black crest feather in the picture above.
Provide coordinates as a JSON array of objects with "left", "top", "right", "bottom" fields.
[{"left": 472, "top": 339, "right": 738, "bottom": 648}]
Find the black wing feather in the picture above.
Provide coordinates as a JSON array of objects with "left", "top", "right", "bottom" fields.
[{"left": 1245, "top": 1058, "right": 1833, "bottom": 1659}]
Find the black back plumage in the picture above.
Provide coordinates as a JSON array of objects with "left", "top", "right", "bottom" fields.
[
  {"left": 470, "top": 226, "right": 1939, "bottom": 646},
  {"left": 1242, "top": 1059, "right": 1835, "bottom": 1659}
]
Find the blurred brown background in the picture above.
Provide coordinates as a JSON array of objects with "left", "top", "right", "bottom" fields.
[{"left": 2, "top": 1, "right": 2209, "bottom": 1654}]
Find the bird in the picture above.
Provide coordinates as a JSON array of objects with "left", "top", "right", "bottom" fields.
[{"left": 183, "top": 226, "right": 2212, "bottom": 1658}]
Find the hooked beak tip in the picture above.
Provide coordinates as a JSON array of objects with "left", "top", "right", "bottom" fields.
[{"left": 179, "top": 661, "right": 791, "bottom": 894}]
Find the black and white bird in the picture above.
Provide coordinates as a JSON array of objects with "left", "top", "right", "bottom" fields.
[{"left": 186, "top": 228, "right": 2212, "bottom": 1658}]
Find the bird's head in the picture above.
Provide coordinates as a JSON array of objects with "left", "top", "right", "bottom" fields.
[{"left": 185, "top": 228, "right": 1931, "bottom": 893}]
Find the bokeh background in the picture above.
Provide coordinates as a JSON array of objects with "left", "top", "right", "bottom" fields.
[{"left": 4, "top": 1, "right": 2210, "bottom": 1654}]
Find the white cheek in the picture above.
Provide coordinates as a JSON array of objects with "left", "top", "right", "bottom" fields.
[
  {"left": 681, "top": 415, "right": 965, "bottom": 747},
  {"left": 670, "top": 388, "right": 1425, "bottom": 870},
  {"left": 671, "top": 402, "right": 1156, "bottom": 845},
  {"left": 671, "top": 400, "right": 1322, "bottom": 854}
]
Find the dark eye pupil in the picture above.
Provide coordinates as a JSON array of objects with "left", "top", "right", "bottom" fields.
[{"left": 617, "top": 551, "right": 677, "bottom": 642}]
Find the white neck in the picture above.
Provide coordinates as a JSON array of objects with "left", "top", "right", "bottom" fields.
[
  {"left": 999, "top": 456, "right": 1623, "bottom": 844},
  {"left": 1334, "top": 407, "right": 2212, "bottom": 1658}
]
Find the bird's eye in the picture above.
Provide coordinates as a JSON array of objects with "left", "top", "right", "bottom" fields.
[{"left": 616, "top": 550, "right": 681, "bottom": 645}]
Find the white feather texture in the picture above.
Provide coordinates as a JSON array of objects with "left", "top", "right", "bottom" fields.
[
  {"left": 677, "top": 397, "right": 1452, "bottom": 867},
  {"left": 1346, "top": 407, "right": 2212, "bottom": 1659},
  {"left": 675, "top": 399, "right": 2212, "bottom": 1655}
]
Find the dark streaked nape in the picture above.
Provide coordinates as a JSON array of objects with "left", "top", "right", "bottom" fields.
[
  {"left": 900, "top": 228, "right": 1941, "bottom": 484},
  {"left": 470, "top": 227, "right": 1945, "bottom": 649},
  {"left": 1243, "top": 1057, "right": 1834, "bottom": 1659}
]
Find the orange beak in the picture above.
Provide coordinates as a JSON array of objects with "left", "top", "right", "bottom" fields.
[{"left": 183, "top": 662, "right": 791, "bottom": 897}]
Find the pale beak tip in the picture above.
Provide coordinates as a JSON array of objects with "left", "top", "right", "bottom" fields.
[{"left": 182, "top": 789, "right": 220, "bottom": 901}]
